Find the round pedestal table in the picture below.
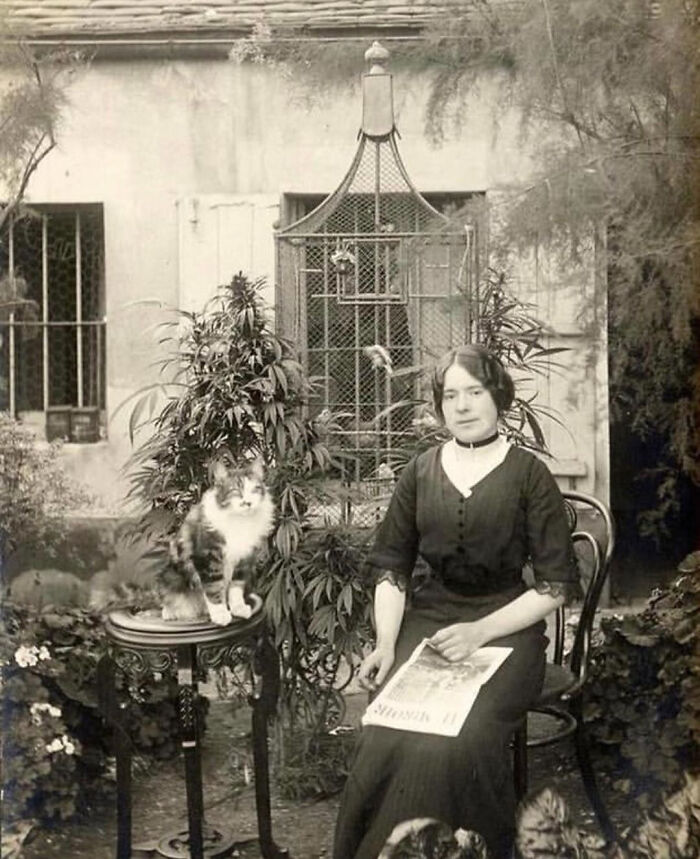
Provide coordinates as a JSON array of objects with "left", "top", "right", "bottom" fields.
[{"left": 97, "top": 597, "right": 288, "bottom": 859}]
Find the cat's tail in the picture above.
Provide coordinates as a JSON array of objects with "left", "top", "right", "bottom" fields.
[
  {"left": 87, "top": 541, "right": 170, "bottom": 615},
  {"left": 88, "top": 579, "right": 160, "bottom": 614}
]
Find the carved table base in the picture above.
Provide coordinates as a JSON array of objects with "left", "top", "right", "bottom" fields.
[{"left": 97, "top": 598, "right": 288, "bottom": 859}]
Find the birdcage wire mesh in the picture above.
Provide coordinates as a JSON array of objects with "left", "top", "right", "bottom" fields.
[
  {"left": 277, "top": 134, "right": 478, "bottom": 526},
  {"left": 0, "top": 207, "right": 106, "bottom": 423}
]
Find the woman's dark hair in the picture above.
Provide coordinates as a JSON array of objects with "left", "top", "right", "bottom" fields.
[{"left": 432, "top": 344, "right": 515, "bottom": 419}]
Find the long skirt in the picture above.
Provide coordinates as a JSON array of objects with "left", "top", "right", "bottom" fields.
[{"left": 333, "top": 580, "right": 547, "bottom": 859}]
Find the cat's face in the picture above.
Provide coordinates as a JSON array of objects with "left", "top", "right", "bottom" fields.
[{"left": 208, "top": 456, "right": 266, "bottom": 514}]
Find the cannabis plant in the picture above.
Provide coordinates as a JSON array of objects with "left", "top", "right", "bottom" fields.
[
  {"left": 382, "top": 266, "right": 567, "bottom": 469},
  {"left": 123, "top": 274, "right": 372, "bottom": 787},
  {"left": 125, "top": 272, "right": 331, "bottom": 555},
  {"left": 475, "top": 267, "right": 568, "bottom": 451}
]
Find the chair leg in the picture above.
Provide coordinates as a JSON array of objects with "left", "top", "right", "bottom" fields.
[
  {"left": 571, "top": 701, "right": 616, "bottom": 844},
  {"left": 513, "top": 720, "right": 528, "bottom": 801}
]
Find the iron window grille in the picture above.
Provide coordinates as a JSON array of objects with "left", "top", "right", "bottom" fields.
[{"left": 0, "top": 205, "right": 106, "bottom": 440}]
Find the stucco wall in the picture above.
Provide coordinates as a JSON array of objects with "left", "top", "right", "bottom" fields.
[{"left": 3, "top": 55, "right": 606, "bottom": 512}]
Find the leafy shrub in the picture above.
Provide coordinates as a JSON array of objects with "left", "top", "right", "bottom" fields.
[
  {"left": 0, "top": 413, "right": 91, "bottom": 573},
  {"left": 584, "top": 552, "right": 700, "bottom": 807},
  {"left": 0, "top": 602, "right": 193, "bottom": 824},
  {"left": 260, "top": 526, "right": 372, "bottom": 725},
  {"left": 10, "top": 517, "right": 121, "bottom": 579}
]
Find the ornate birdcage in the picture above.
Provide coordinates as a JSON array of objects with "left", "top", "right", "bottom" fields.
[{"left": 276, "top": 43, "right": 480, "bottom": 522}]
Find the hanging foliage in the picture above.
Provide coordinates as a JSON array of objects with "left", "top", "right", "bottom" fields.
[
  {"left": 229, "top": 0, "right": 700, "bottom": 539},
  {"left": 0, "top": 11, "right": 87, "bottom": 232}
]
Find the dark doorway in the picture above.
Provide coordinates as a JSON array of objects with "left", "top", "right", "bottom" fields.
[{"left": 607, "top": 272, "right": 699, "bottom": 599}]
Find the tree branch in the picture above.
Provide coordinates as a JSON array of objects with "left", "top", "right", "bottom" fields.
[
  {"left": 540, "top": 0, "right": 584, "bottom": 148},
  {"left": 0, "top": 133, "right": 55, "bottom": 234}
]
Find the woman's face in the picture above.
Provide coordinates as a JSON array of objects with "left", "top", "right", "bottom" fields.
[{"left": 441, "top": 362, "right": 499, "bottom": 444}]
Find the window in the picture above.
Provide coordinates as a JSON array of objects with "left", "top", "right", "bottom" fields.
[{"left": 0, "top": 205, "right": 106, "bottom": 441}]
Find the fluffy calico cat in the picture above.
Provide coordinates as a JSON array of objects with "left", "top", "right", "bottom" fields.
[
  {"left": 158, "top": 454, "right": 275, "bottom": 625},
  {"left": 378, "top": 773, "right": 700, "bottom": 858},
  {"left": 378, "top": 818, "right": 489, "bottom": 858}
]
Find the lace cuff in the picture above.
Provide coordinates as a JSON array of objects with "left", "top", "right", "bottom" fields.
[
  {"left": 371, "top": 568, "right": 410, "bottom": 592},
  {"left": 533, "top": 578, "right": 582, "bottom": 605}
]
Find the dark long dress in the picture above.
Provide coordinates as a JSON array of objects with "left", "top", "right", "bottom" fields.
[{"left": 333, "top": 444, "right": 579, "bottom": 859}]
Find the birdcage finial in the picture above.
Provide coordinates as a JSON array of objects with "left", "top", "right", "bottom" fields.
[
  {"left": 362, "top": 41, "right": 394, "bottom": 139},
  {"left": 365, "top": 40, "right": 390, "bottom": 75}
]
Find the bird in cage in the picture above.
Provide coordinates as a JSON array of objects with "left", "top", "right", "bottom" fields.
[
  {"left": 363, "top": 344, "right": 394, "bottom": 376},
  {"left": 376, "top": 462, "right": 395, "bottom": 483}
]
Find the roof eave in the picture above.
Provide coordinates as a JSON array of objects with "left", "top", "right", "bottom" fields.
[{"left": 7, "top": 23, "right": 431, "bottom": 58}]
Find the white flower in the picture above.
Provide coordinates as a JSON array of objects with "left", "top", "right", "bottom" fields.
[
  {"left": 14, "top": 646, "right": 38, "bottom": 667},
  {"left": 30, "top": 702, "right": 62, "bottom": 724},
  {"left": 45, "top": 734, "right": 77, "bottom": 755},
  {"left": 14, "top": 645, "right": 51, "bottom": 668}
]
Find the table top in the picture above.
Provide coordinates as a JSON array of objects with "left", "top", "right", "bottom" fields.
[{"left": 104, "top": 594, "right": 265, "bottom": 649}]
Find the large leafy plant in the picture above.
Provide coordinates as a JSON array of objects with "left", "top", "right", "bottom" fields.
[
  {"left": 123, "top": 273, "right": 372, "bottom": 787},
  {"left": 125, "top": 272, "right": 331, "bottom": 554},
  {"left": 584, "top": 552, "right": 700, "bottom": 808}
]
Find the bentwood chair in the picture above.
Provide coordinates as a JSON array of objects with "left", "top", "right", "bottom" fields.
[{"left": 513, "top": 490, "right": 616, "bottom": 843}]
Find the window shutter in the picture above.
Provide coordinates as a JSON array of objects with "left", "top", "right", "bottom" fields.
[{"left": 485, "top": 193, "right": 608, "bottom": 497}]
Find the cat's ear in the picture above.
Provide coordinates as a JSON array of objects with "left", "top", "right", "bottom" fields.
[
  {"left": 247, "top": 455, "right": 265, "bottom": 481},
  {"left": 208, "top": 457, "right": 230, "bottom": 484}
]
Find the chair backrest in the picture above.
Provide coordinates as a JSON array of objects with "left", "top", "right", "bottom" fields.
[{"left": 552, "top": 491, "right": 615, "bottom": 690}]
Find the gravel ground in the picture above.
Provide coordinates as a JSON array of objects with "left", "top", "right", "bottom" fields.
[{"left": 15, "top": 694, "right": 633, "bottom": 859}]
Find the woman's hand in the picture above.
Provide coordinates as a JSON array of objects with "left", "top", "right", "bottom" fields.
[
  {"left": 357, "top": 645, "right": 395, "bottom": 692},
  {"left": 429, "top": 622, "right": 489, "bottom": 662}
]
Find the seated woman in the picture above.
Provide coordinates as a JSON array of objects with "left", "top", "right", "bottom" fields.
[{"left": 333, "top": 344, "right": 579, "bottom": 859}]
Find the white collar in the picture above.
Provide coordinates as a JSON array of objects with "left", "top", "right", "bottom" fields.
[{"left": 441, "top": 436, "right": 510, "bottom": 497}]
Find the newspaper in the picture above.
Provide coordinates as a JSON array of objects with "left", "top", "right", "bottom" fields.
[{"left": 361, "top": 640, "right": 512, "bottom": 737}]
